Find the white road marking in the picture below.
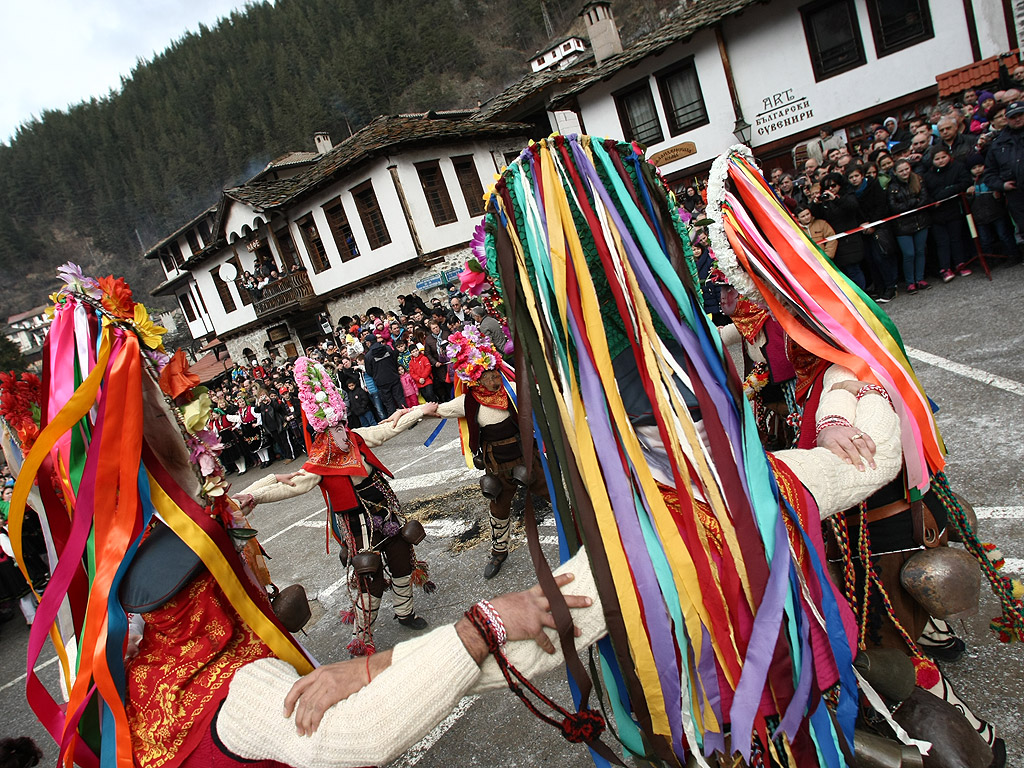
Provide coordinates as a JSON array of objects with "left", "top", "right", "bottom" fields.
[
  {"left": 423, "top": 518, "right": 474, "bottom": 537},
  {"left": 293, "top": 519, "right": 324, "bottom": 528},
  {"left": 261, "top": 507, "right": 326, "bottom": 544},
  {"left": 1002, "top": 558, "right": 1024, "bottom": 574},
  {"left": 389, "top": 466, "right": 481, "bottom": 492},
  {"left": 393, "top": 437, "right": 461, "bottom": 474},
  {"left": 0, "top": 656, "right": 58, "bottom": 694},
  {"left": 973, "top": 506, "right": 1024, "bottom": 520},
  {"left": 388, "top": 695, "right": 479, "bottom": 768},
  {"left": 905, "top": 347, "right": 1024, "bottom": 397},
  {"left": 318, "top": 575, "right": 349, "bottom": 601}
]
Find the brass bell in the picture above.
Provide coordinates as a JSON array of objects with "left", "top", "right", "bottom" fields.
[
  {"left": 352, "top": 550, "right": 382, "bottom": 576},
  {"left": 271, "top": 584, "right": 312, "bottom": 633},
  {"left": 900, "top": 547, "right": 981, "bottom": 619},
  {"left": 510, "top": 464, "right": 530, "bottom": 488},
  {"left": 853, "top": 729, "right": 924, "bottom": 768},
  {"left": 893, "top": 688, "right": 992, "bottom": 768},
  {"left": 400, "top": 519, "right": 426, "bottom": 545},
  {"left": 854, "top": 648, "right": 916, "bottom": 703},
  {"left": 947, "top": 493, "right": 979, "bottom": 544},
  {"left": 480, "top": 473, "right": 502, "bottom": 500}
]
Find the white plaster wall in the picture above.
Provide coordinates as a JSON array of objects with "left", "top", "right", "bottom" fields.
[
  {"left": 177, "top": 281, "right": 214, "bottom": 340},
  {"left": 392, "top": 140, "right": 521, "bottom": 255},
  {"left": 727, "top": 0, "right": 975, "bottom": 144},
  {"left": 972, "top": 0, "right": 1012, "bottom": 58},
  {"left": 573, "top": 31, "right": 742, "bottom": 176},
  {"left": 284, "top": 157, "right": 419, "bottom": 297},
  {"left": 568, "top": 0, "right": 981, "bottom": 173},
  {"left": 223, "top": 199, "right": 266, "bottom": 244}
]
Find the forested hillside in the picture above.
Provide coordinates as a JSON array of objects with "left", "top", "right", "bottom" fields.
[{"left": 0, "top": 0, "right": 678, "bottom": 318}]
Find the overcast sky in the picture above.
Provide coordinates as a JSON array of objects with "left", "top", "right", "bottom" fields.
[{"left": 0, "top": 0, "right": 257, "bottom": 143}]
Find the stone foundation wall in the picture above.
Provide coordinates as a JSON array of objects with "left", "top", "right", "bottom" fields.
[{"left": 223, "top": 323, "right": 303, "bottom": 365}]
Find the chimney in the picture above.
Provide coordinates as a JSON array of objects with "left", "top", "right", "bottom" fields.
[
  {"left": 313, "top": 132, "right": 333, "bottom": 154},
  {"left": 580, "top": 1, "right": 622, "bottom": 66}
]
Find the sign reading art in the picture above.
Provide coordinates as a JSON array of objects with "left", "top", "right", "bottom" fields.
[
  {"left": 648, "top": 141, "right": 697, "bottom": 167},
  {"left": 755, "top": 89, "right": 814, "bottom": 137}
]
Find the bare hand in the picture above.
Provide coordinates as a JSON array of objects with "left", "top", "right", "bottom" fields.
[
  {"left": 232, "top": 494, "right": 256, "bottom": 519},
  {"left": 125, "top": 633, "right": 143, "bottom": 661},
  {"left": 419, "top": 401, "right": 438, "bottom": 416},
  {"left": 489, "top": 573, "right": 592, "bottom": 654},
  {"left": 1005, "top": 181, "right": 1017, "bottom": 191},
  {"left": 275, "top": 472, "right": 300, "bottom": 485},
  {"left": 284, "top": 656, "right": 376, "bottom": 736},
  {"left": 817, "top": 425, "right": 877, "bottom": 471}
]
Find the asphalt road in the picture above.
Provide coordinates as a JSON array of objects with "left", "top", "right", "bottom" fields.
[{"left": 2, "top": 259, "right": 1023, "bottom": 765}]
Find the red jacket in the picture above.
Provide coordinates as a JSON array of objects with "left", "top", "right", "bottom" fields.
[{"left": 409, "top": 354, "right": 433, "bottom": 387}]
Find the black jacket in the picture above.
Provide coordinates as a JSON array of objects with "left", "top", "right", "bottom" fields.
[
  {"left": 365, "top": 341, "right": 400, "bottom": 385},
  {"left": 345, "top": 385, "right": 373, "bottom": 417},
  {"left": 256, "top": 397, "right": 289, "bottom": 433},
  {"left": 982, "top": 127, "right": 1024, "bottom": 192},
  {"left": 921, "top": 161, "right": 972, "bottom": 223},
  {"left": 810, "top": 190, "right": 865, "bottom": 265},
  {"left": 886, "top": 176, "right": 930, "bottom": 235}
]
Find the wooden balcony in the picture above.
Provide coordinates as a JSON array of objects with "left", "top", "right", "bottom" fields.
[{"left": 253, "top": 271, "right": 316, "bottom": 316}]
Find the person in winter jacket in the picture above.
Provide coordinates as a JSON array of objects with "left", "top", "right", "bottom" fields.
[
  {"left": 921, "top": 147, "right": 974, "bottom": 281},
  {"left": 846, "top": 165, "right": 898, "bottom": 301},
  {"left": 408, "top": 346, "right": 435, "bottom": 403},
  {"left": 795, "top": 206, "right": 837, "bottom": 259},
  {"left": 398, "top": 366, "right": 420, "bottom": 408},
  {"left": 809, "top": 173, "right": 867, "bottom": 289},
  {"left": 981, "top": 101, "right": 1024, "bottom": 233},
  {"left": 344, "top": 377, "right": 378, "bottom": 428},
  {"left": 887, "top": 160, "right": 931, "bottom": 293},
  {"left": 967, "top": 153, "right": 1019, "bottom": 258},
  {"left": 364, "top": 336, "right": 405, "bottom": 416}
]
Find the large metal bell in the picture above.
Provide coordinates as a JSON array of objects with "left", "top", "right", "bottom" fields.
[
  {"left": 510, "top": 464, "right": 530, "bottom": 488},
  {"left": 480, "top": 473, "right": 502, "bottom": 500},
  {"left": 400, "top": 519, "right": 426, "bottom": 545},
  {"left": 271, "top": 584, "right": 312, "bottom": 633},
  {"left": 854, "top": 729, "right": 924, "bottom": 768},
  {"left": 338, "top": 540, "right": 349, "bottom": 566},
  {"left": 893, "top": 688, "right": 992, "bottom": 768},
  {"left": 947, "top": 493, "right": 979, "bottom": 544},
  {"left": 900, "top": 547, "right": 981, "bottom": 619},
  {"left": 473, "top": 453, "right": 486, "bottom": 470},
  {"left": 853, "top": 648, "right": 917, "bottom": 702},
  {"left": 352, "top": 550, "right": 383, "bottom": 576}
]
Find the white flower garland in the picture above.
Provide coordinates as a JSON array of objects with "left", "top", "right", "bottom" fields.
[{"left": 706, "top": 144, "right": 762, "bottom": 303}]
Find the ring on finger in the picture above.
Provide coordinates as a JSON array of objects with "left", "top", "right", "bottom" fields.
[{"left": 852, "top": 434, "right": 864, "bottom": 440}]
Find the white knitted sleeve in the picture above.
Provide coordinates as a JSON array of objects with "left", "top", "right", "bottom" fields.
[
  {"left": 238, "top": 470, "right": 321, "bottom": 505},
  {"left": 774, "top": 393, "right": 902, "bottom": 518},
  {"left": 815, "top": 365, "right": 858, "bottom": 425},
  {"left": 434, "top": 394, "right": 467, "bottom": 419},
  {"left": 353, "top": 404, "right": 429, "bottom": 447},
  {"left": 470, "top": 546, "right": 607, "bottom": 693},
  {"left": 218, "top": 625, "right": 481, "bottom": 768}
]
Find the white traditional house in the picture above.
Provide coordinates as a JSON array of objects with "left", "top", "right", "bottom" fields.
[
  {"left": 147, "top": 114, "right": 529, "bottom": 364},
  {"left": 541, "top": 0, "right": 1015, "bottom": 183},
  {"left": 4, "top": 304, "right": 49, "bottom": 370}
]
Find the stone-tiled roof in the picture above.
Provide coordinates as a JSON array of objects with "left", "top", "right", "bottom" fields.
[
  {"left": 224, "top": 114, "right": 531, "bottom": 211},
  {"left": 477, "top": 65, "right": 593, "bottom": 120},
  {"left": 551, "top": 0, "right": 766, "bottom": 106}
]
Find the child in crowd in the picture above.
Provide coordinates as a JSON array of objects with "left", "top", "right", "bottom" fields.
[
  {"left": 344, "top": 378, "right": 378, "bottom": 428},
  {"left": 399, "top": 365, "right": 420, "bottom": 408},
  {"left": 408, "top": 344, "right": 435, "bottom": 403},
  {"left": 395, "top": 339, "right": 412, "bottom": 371},
  {"left": 967, "top": 153, "right": 1020, "bottom": 259}
]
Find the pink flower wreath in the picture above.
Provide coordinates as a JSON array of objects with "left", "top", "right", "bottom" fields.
[{"left": 294, "top": 356, "right": 347, "bottom": 432}]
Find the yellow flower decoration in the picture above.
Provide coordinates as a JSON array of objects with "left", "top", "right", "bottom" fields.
[
  {"left": 133, "top": 303, "right": 168, "bottom": 349},
  {"left": 181, "top": 389, "right": 212, "bottom": 434}
]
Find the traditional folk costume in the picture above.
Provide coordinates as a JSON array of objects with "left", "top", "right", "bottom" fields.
[
  {"left": 212, "top": 407, "right": 246, "bottom": 474},
  {"left": 435, "top": 328, "right": 548, "bottom": 579},
  {"left": 240, "top": 357, "right": 435, "bottom": 656}
]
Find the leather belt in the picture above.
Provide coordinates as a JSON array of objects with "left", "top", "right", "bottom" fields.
[{"left": 859, "top": 499, "right": 910, "bottom": 524}]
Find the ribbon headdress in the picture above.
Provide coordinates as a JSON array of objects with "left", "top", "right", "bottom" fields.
[
  {"left": 3, "top": 266, "right": 311, "bottom": 768},
  {"left": 482, "top": 135, "right": 862, "bottom": 766}
]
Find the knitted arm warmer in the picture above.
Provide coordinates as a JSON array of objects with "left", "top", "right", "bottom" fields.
[
  {"left": 774, "top": 393, "right": 902, "bottom": 518},
  {"left": 470, "top": 546, "right": 607, "bottom": 693},
  {"left": 238, "top": 470, "right": 321, "bottom": 505},
  {"left": 434, "top": 394, "right": 467, "bottom": 419},
  {"left": 218, "top": 625, "right": 481, "bottom": 768},
  {"left": 353, "top": 403, "right": 430, "bottom": 447},
  {"left": 815, "top": 364, "right": 858, "bottom": 426}
]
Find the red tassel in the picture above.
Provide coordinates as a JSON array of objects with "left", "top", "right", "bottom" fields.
[
  {"left": 339, "top": 610, "right": 355, "bottom": 625},
  {"left": 913, "top": 657, "right": 940, "bottom": 689},
  {"left": 346, "top": 637, "right": 375, "bottom": 656}
]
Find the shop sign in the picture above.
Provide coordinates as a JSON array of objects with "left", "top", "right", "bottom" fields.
[
  {"left": 756, "top": 89, "right": 814, "bottom": 137},
  {"left": 648, "top": 141, "right": 697, "bottom": 167}
]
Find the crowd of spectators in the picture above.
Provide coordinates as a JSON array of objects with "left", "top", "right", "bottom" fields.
[
  {"left": 684, "top": 85, "right": 1023, "bottom": 303},
  {"left": 203, "top": 288, "right": 511, "bottom": 476}
]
